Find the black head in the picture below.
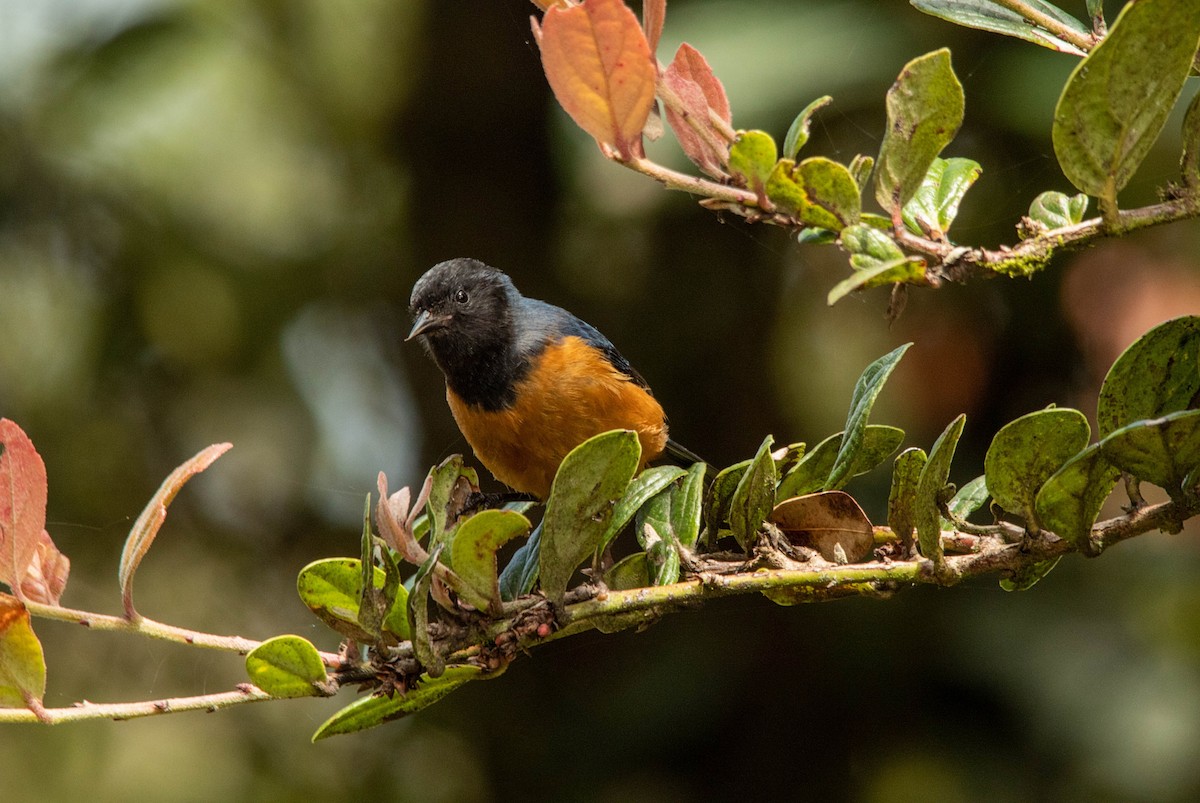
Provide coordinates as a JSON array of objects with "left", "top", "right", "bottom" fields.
[
  {"left": 408, "top": 258, "right": 518, "bottom": 344},
  {"left": 408, "top": 258, "right": 524, "bottom": 404}
]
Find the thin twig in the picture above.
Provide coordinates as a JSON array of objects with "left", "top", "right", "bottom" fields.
[
  {"left": 991, "top": 0, "right": 1097, "bottom": 52},
  {"left": 0, "top": 685, "right": 275, "bottom": 725},
  {"left": 23, "top": 601, "right": 343, "bottom": 666}
]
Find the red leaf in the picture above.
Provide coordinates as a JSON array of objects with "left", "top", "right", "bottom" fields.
[
  {"left": 20, "top": 531, "right": 70, "bottom": 606},
  {"left": 643, "top": 0, "right": 666, "bottom": 55},
  {"left": 118, "top": 442, "right": 232, "bottom": 620},
  {"left": 662, "top": 43, "right": 732, "bottom": 177},
  {"left": 540, "top": 0, "right": 656, "bottom": 160},
  {"left": 0, "top": 420, "right": 48, "bottom": 599}
]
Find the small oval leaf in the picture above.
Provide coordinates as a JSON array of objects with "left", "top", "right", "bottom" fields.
[
  {"left": 984, "top": 408, "right": 1090, "bottom": 525},
  {"left": 246, "top": 635, "right": 328, "bottom": 699},
  {"left": 1097, "top": 315, "right": 1200, "bottom": 438}
]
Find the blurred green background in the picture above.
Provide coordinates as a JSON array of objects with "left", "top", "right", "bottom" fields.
[{"left": 3, "top": 0, "right": 1200, "bottom": 799}]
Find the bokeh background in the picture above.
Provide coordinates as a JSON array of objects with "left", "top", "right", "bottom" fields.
[{"left": 3, "top": 0, "right": 1200, "bottom": 799}]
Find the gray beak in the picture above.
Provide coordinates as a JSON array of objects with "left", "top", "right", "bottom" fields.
[{"left": 406, "top": 309, "right": 445, "bottom": 341}]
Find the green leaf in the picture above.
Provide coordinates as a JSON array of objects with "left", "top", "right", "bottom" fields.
[
  {"left": 0, "top": 594, "right": 45, "bottom": 709},
  {"left": 729, "top": 435, "right": 777, "bottom": 550},
  {"left": 426, "top": 455, "right": 478, "bottom": 548},
  {"left": 498, "top": 524, "right": 541, "bottom": 602},
  {"left": 1035, "top": 443, "right": 1120, "bottom": 550},
  {"left": 297, "top": 558, "right": 381, "bottom": 643},
  {"left": 915, "top": 414, "right": 967, "bottom": 564},
  {"left": 1086, "top": 0, "right": 1104, "bottom": 21},
  {"left": 607, "top": 552, "right": 650, "bottom": 590},
  {"left": 1028, "top": 191, "right": 1089, "bottom": 229},
  {"left": 777, "top": 426, "right": 905, "bottom": 499},
  {"left": 849, "top": 154, "right": 875, "bottom": 191},
  {"left": 1053, "top": 0, "right": 1200, "bottom": 203},
  {"left": 376, "top": 546, "right": 410, "bottom": 641},
  {"left": 598, "top": 465, "right": 687, "bottom": 555},
  {"left": 947, "top": 474, "right": 989, "bottom": 522},
  {"left": 408, "top": 545, "right": 443, "bottom": 677},
  {"left": 828, "top": 344, "right": 911, "bottom": 489},
  {"left": 312, "top": 665, "right": 485, "bottom": 741},
  {"left": 911, "top": 0, "right": 1089, "bottom": 54},
  {"left": 703, "top": 458, "right": 751, "bottom": 538},
  {"left": 646, "top": 535, "right": 681, "bottom": 586},
  {"left": 450, "top": 510, "right": 531, "bottom": 613},
  {"left": 796, "top": 227, "right": 836, "bottom": 245},
  {"left": 875, "top": 48, "right": 965, "bottom": 212},
  {"left": 358, "top": 496, "right": 383, "bottom": 640},
  {"left": 636, "top": 486, "right": 675, "bottom": 549},
  {"left": 828, "top": 258, "right": 926, "bottom": 305},
  {"left": 1183, "top": 88, "right": 1200, "bottom": 189},
  {"left": 539, "top": 430, "right": 641, "bottom": 605},
  {"left": 801, "top": 157, "right": 862, "bottom": 230},
  {"left": 672, "top": 462, "right": 707, "bottom": 547},
  {"left": 1000, "top": 556, "right": 1063, "bottom": 592},
  {"left": 888, "top": 447, "right": 927, "bottom": 552},
  {"left": 767, "top": 158, "right": 862, "bottom": 231},
  {"left": 984, "top": 408, "right": 1090, "bottom": 524},
  {"left": 901, "top": 156, "right": 982, "bottom": 237},
  {"left": 245, "top": 635, "right": 328, "bottom": 699},
  {"left": 1099, "top": 410, "right": 1200, "bottom": 494},
  {"left": 783, "top": 95, "right": 833, "bottom": 159},
  {"left": 728, "top": 130, "right": 778, "bottom": 200},
  {"left": 1097, "top": 316, "right": 1200, "bottom": 438},
  {"left": 840, "top": 223, "right": 905, "bottom": 270}
]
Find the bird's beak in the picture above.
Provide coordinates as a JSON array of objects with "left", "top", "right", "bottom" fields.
[{"left": 406, "top": 310, "right": 445, "bottom": 341}]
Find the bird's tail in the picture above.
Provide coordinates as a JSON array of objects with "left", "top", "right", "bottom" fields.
[{"left": 663, "top": 438, "right": 716, "bottom": 482}]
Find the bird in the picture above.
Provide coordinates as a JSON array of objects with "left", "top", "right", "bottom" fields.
[{"left": 407, "top": 257, "right": 704, "bottom": 500}]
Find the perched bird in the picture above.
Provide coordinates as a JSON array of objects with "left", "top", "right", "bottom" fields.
[{"left": 408, "top": 257, "right": 702, "bottom": 500}]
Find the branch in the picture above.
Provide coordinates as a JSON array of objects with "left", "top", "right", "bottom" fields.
[
  {"left": 23, "top": 600, "right": 343, "bottom": 666},
  {"left": 896, "top": 193, "right": 1200, "bottom": 284},
  {"left": 438, "top": 493, "right": 1200, "bottom": 663},
  {"left": 0, "top": 685, "right": 275, "bottom": 725},
  {"left": 991, "top": 0, "right": 1098, "bottom": 53}
]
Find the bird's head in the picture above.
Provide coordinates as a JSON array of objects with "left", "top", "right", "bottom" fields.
[{"left": 407, "top": 258, "right": 517, "bottom": 358}]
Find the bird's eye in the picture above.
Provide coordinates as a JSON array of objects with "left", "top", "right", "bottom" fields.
[{"left": 454, "top": 289, "right": 469, "bottom": 304}]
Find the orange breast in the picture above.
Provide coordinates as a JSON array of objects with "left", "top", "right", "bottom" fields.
[{"left": 446, "top": 336, "right": 668, "bottom": 499}]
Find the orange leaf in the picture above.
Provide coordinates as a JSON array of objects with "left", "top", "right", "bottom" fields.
[
  {"left": 0, "top": 420, "right": 48, "bottom": 599},
  {"left": 643, "top": 0, "right": 666, "bottom": 55},
  {"left": 662, "top": 43, "right": 732, "bottom": 177},
  {"left": 118, "top": 442, "right": 231, "bottom": 620},
  {"left": 540, "top": 0, "right": 656, "bottom": 160}
]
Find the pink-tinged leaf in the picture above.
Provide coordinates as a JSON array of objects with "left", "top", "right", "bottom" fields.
[
  {"left": 0, "top": 593, "right": 46, "bottom": 713},
  {"left": 118, "top": 443, "right": 232, "bottom": 620},
  {"left": 530, "top": 0, "right": 571, "bottom": 10},
  {"left": 662, "top": 43, "right": 732, "bottom": 177},
  {"left": 19, "top": 531, "right": 70, "bottom": 606},
  {"left": 0, "top": 419, "right": 48, "bottom": 599},
  {"left": 376, "top": 472, "right": 429, "bottom": 565},
  {"left": 643, "top": 0, "right": 666, "bottom": 55},
  {"left": 540, "top": 0, "right": 656, "bottom": 160}
]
